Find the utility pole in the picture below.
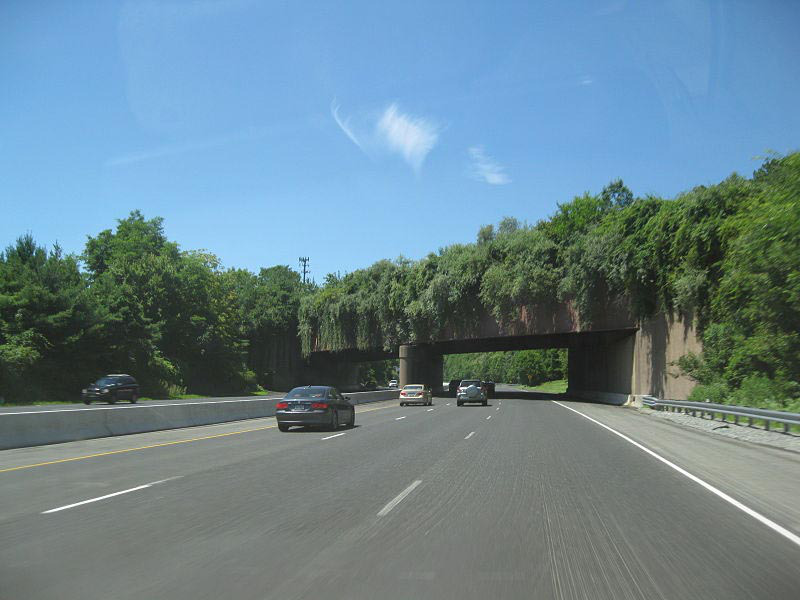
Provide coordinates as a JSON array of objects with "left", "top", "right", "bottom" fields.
[{"left": 298, "top": 256, "right": 310, "bottom": 284}]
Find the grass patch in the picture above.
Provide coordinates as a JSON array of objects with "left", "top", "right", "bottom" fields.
[{"left": 517, "top": 379, "right": 568, "bottom": 394}]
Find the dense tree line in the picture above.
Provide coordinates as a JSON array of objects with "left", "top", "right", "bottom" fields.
[
  {"left": 444, "top": 349, "right": 567, "bottom": 387},
  {"left": 3, "top": 154, "right": 798, "bottom": 408},
  {"left": 0, "top": 212, "right": 304, "bottom": 402},
  {"left": 300, "top": 153, "right": 800, "bottom": 410}
]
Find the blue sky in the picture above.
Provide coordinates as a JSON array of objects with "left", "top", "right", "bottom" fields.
[{"left": 2, "top": 0, "right": 799, "bottom": 281}]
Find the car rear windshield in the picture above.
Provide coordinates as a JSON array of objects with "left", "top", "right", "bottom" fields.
[
  {"left": 96, "top": 377, "right": 123, "bottom": 386},
  {"left": 404, "top": 385, "right": 423, "bottom": 390},
  {"left": 461, "top": 380, "right": 480, "bottom": 386},
  {"left": 286, "top": 387, "right": 327, "bottom": 399}
]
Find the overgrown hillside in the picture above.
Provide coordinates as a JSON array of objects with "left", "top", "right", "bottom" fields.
[{"left": 300, "top": 153, "right": 800, "bottom": 409}]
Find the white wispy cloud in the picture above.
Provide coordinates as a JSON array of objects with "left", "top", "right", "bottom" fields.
[
  {"left": 106, "top": 128, "right": 269, "bottom": 167},
  {"left": 330, "top": 100, "right": 364, "bottom": 151},
  {"left": 468, "top": 146, "right": 511, "bottom": 185},
  {"left": 376, "top": 104, "right": 439, "bottom": 172},
  {"left": 331, "top": 101, "right": 439, "bottom": 172}
]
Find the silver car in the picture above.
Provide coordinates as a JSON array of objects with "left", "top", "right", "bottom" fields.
[
  {"left": 456, "top": 379, "right": 487, "bottom": 406},
  {"left": 399, "top": 384, "right": 432, "bottom": 406}
]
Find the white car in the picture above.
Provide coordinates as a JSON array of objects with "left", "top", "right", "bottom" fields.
[{"left": 388, "top": 379, "right": 398, "bottom": 388}]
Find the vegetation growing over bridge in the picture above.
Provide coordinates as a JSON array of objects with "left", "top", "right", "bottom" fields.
[
  {"left": 300, "top": 153, "right": 800, "bottom": 410},
  {"left": 1, "top": 154, "right": 798, "bottom": 409}
]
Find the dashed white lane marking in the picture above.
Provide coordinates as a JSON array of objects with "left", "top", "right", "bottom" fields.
[
  {"left": 552, "top": 400, "right": 800, "bottom": 550},
  {"left": 464, "top": 431, "right": 476, "bottom": 440},
  {"left": 321, "top": 432, "right": 347, "bottom": 440},
  {"left": 446, "top": 403, "right": 451, "bottom": 406},
  {"left": 395, "top": 416, "right": 406, "bottom": 421},
  {"left": 486, "top": 415, "right": 492, "bottom": 420},
  {"left": 427, "top": 408, "right": 434, "bottom": 412},
  {"left": 496, "top": 407, "right": 500, "bottom": 411},
  {"left": 42, "top": 477, "right": 182, "bottom": 514},
  {"left": 377, "top": 480, "right": 423, "bottom": 517}
]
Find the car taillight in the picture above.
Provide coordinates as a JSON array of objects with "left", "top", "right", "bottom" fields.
[
  {"left": 400, "top": 391, "right": 407, "bottom": 396},
  {"left": 276, "top": 401, "right": 288, "bottom": 409},
  {"left": 311, "top": 402, "right": 328, "bottom": 409}
]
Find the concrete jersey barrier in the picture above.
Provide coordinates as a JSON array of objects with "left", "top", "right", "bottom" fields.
[{"left": 0, "top": 390, "right": 400, "bottom": 451}]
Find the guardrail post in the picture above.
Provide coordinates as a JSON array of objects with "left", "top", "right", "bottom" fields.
[
  {"left": 784, "top": 423, "right": 790, "bottom": 434},
  {"left": 764, "top": 420, "right": 770, "bottom": 432},
  {"left": 734, "top": 415, "right": 739, "bottom": 425}
]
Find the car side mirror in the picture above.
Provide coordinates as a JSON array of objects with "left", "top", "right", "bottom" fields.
[{"left": 344, "top": 396, "right": 350, "bottom": 401}]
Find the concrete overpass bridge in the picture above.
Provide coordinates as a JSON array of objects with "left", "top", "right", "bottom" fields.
[{"left": 303, "top": 299, "right": 701, "bottom": 403}]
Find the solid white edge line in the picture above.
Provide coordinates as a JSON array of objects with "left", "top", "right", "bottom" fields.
[
  {"left": 377, "top": 480, "right": 422, "bottom": 517},
  {"left": 321, "top": 432, "right": 347, "bottom": 441},
  {"left": 395, "top": 416, "right": 406, "bottom": 420},
  {"left": 465, "top": 431, "right": 476, "bottom": 440},
  {"left": 551, "top": 400, "right": 800, "bottom": 549}
]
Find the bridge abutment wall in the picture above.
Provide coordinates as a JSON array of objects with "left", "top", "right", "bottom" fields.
[{"left": 568, "top": 312, "right": 700, "bottom": 403}]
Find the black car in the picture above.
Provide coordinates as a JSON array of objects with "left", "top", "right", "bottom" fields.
[
  {"left": 82, "top": 374, "right": 139, "bottom": 404},
  {"left": 448, "top": 379, "right": 462, "bottom": 396},
  {"left": 275, "top": 386, "right": 355, "bottom": 432},
  {"left": 484, "top": 381, "right": 496, "bottom": 398}
]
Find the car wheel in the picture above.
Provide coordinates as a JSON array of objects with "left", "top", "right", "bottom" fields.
[
  {"left": 483, "top": 400, "right": 488, "bottom": 406},
  {"left": 400, "top": 402, "right": 405, "bottom": 407},
  {"left": 278, "top": 423, "right": 290, "bottom": 432},
  {"left": 108, "top": 394, "right": 117, "bottom": 405},
  {"left": 347, "top": 409, "right": 355, "bottom": 428},
  {"left": 329, "top": 410, "right": 339, "bottom": 431},
  {"left": 457, "top": 400, "right": 463, "bottom": 406},
  {"left": 130, "top": 393, "right": 138, "bottom": 404}
]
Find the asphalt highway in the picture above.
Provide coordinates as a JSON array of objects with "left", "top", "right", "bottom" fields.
[{"left": 1, "top": 394, "right": 798, "bottom": 600}]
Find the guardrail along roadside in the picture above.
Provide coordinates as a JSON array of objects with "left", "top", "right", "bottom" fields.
[{"left": 642, "top": 396, "right": 800, "bottom": 434}]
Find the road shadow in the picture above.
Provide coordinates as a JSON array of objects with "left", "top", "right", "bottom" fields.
[
  {"left": 284, "top": 424, "right": 361, "bottom": 433},
  {"left": 492, "top": 390, "right": 559, "bottom": 401}
]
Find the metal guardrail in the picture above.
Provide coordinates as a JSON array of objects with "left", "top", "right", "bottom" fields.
[{"left": 641, "top": 396, "right": 800, "bottom": 434}]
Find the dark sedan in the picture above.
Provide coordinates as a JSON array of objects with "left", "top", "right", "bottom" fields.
[
  {"left": 275, "top": 386, "right": 355, "bottom": 432},
  {"left": 82, "top": 374, "right": 139, "bottom": 404}
]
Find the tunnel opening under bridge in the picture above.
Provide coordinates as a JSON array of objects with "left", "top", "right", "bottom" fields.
[{"left": 399, "top": 329, "right": 639, "bottom": 404}]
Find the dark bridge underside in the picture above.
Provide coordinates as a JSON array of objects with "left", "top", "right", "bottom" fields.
[
  {"left": 428, "top": 328, "right": 638, "bottom": 355},
  {"left": 308, "top": 328, "right": 639, "bottom": 363}
]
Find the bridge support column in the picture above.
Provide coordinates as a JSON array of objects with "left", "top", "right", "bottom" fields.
[{"left": 399, "top": 344, "right": 443, "bottom": 391}]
